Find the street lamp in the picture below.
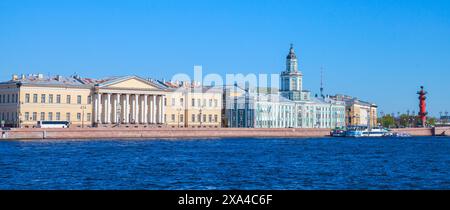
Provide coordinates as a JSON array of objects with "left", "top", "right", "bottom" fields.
[
  {"left": 199, "top": 104, "right": 205, "bottom": 128},
  {"left": 80, "top": 105, "right": 87, "bottom": 128},
  {"left": 177, "top": 108, "right": 182, "bottom": 128}
]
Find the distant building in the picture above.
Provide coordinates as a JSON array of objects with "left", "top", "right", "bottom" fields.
[
  {"left": 224, "top": 45, "right": 346, "bottom": 128},
  {"left": 160, "top": 81, "right": 222, "bottom": 128},
  {"left": 330, "top": 94, "right": 378, "bottom": 127},
  {"left": 0, "top": 74, "right": 168, "bottom": 128},
  {"left": 436, "top": 115, "right": 450, "bottom": 126}
]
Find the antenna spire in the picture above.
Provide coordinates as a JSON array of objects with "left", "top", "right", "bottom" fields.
[{"left": 320, "top": 66, "right": 324, "bottom": 99}]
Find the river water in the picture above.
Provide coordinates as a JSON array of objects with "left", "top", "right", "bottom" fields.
[{"left": 1, "top": 137, "right": 450, "bottom": 189}]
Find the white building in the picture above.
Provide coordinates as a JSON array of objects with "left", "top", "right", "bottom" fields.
[{"left": 224, "top": 45, "right": 346, "bottom": 129}]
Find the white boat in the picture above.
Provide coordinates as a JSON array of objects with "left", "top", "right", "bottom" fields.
[{"left": 346, "top": 126, "right": 388, "bottom": 137}]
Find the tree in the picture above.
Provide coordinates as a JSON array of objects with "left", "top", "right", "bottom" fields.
[
  {"left": 399, "top": 114, "right": 409, "bottom": 128},
  {"left": 379, "top": 115, "right": 395, "bottom": 128},
  {"left": 427, "top": 117, "right": 436, "bottom": 126}
]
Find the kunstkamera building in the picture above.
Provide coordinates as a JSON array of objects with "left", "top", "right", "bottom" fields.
[{"left": 224, "top": 45, "right": 347, "bottom": 129}]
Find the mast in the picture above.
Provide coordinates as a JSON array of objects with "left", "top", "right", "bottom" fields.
[{"left": 320, "top": 66, "right": 324, "bottom": 99}]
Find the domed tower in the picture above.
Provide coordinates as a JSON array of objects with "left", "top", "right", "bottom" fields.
[{"left": 280, "top": 44, "right": 303, "bottom": 100}]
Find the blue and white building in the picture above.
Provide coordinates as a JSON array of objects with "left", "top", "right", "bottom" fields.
[{"left": 224, "top": 45, "right": 346, "bottom": 128}]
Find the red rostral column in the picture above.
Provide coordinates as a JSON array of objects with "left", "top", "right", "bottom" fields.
[{"left": 417, "top": 86, "right": 428, "bottom": 127}]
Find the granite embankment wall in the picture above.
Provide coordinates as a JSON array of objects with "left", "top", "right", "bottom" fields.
[
  {"left": 1, "top": 128, "right": 332, "bottom": 140},
  {"left": 392, "top": 127, "right": 450, "bottom": 136},
  {"left": 2, "top": 127, "right": 449, "bottom": 140},
  {"left": 434, "top": 127, "right": 450, "bottom": 136},
  {"left": 391, "top": 127, "right": 434, "bottom": 136}
]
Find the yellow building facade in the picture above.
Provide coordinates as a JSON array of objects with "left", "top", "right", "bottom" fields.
[
  {"left": 0, "top": 75, "right": 94, "bottom": 128},
  {"left": 0, "top": 74, "right": 223, "bottom": 128},
  {"left": 331, "top": 94, "right": 378, "bottom": 127},
  {"left": 164, "top": 85, "right": 222, "bottom": 128}
]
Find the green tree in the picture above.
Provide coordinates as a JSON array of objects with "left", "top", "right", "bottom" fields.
[
  {"left": 379, "top": 115, "right": 395, "bottom": 128},
  {"left": 427, "top": 117, "right": 436, "bottom": 126},
  {"left": 398, "top": 114, "right": 409, "bottom": 127}
]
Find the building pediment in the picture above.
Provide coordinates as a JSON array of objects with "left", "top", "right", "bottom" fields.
[{"left": 98, "top": 76, "right": 164, "bottom": 91}]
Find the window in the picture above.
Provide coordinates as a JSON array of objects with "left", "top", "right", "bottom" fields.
[
  {"left": 32, "top": 112, "right": 37, "bottom": 121},
  {"left": 192, "top": 99, "right": 195, "bottom": 107},
  {"left": 203, "top": 99, "right": 206, "bottom": 107},
  {"left": 172, "top": 98, "right": 175, "bottom": 106},
  {"left": 66, "top": 95, "right": 71, "bottom": 104},
  {"left": 66, "top": 113, "right": 71, "bottom": 121},
  {"left": 33, "top": 94, "right": 38, "bottom": 103},
  {"left": 192, "top": 114, "right": 196, "bottom": 122},
  {"left": 56, "top": 112, "right": 61, "bottom": 121},
  {"left": 49, "top": 94, "right": 54, "bottom": 103},
  {"left": 56, "top": 95, "right": 61, "bottom": 103},
  {"left": 203, "top": 114, "right": 206, "bottom": 122},
  {"left": 198, "top": 114, "right": 201, "bottom": 122},
  {"left": 6, "top": 94, "right": 10, "bottom": 103},
  {"left": 77, "top": 95, "right": 82, "bottom": 104},
  {"left": 48, "top": 112, "right": 53, "bottom": 121},
  {"left": 180, "top": 98, "right": 184, "bottom": 106},
  {"left": 24, "top": 112, "right": 29, "bottom": 121},
  {"left": 87, "top": 113, "right": 91, "bottom": 121},
  {"left": 197, "top": 99, "right": 201, "bottom": 107},
  {"left": 180, "top": 114, "right": 184, "bottom": 122},
  {"left": 209, "top": 99, "right": 212, "bottom": 107},
  {"left": 171, "top": 114, "right": 175, "bottom": 122},
  {"left": 25, "top": 94, "right": 30, "bottom": 103},
  {"left": 87, "top": 95, "right": 92, "bottom": 104},
  {"left": 214, "top": 99, "right": 218, "bottom": 107},
  {"left": 208, "top": 114, "right": 212, "bottom": 122},
  {"left": 0, "top": 94, "right": 3, "bottom": 103},
  {"left": 164, "top": 98, "right": 167, "bottom": 106},
  {"left": 40, "top": 112, "right": 45, "bottom": 121},
  {"left": 41, "top": 94, "right": 46, "bottom": 103},
  {"left": 77, "top": 113, "right": 81, "bottom": 121},
  {"left": 214, "top": 115, "right": 218, "bottom": 122}
]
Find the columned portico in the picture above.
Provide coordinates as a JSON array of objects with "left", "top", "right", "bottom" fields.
[
  {"left": 92, "top": 76, "right": 167, "bottom": 127},
  {"left": 95, "top": 92, "right": 166, "bottom": 126}
]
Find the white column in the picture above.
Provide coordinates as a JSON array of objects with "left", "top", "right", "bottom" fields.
[
  {"left": 143, "top": 95, "right": 148, "bottom": 124},
  {"left": 97, "top": 93, "right": 103, "bottom": 124},
  {"left": 162, "top": 95, "right": 166, "bottom": 124},
  {"left": 158, "top": 95, "right": 163, "bottom": 123},
  {"left": 152, "top": 95, "right": 156, "bottom": 124},
  {"left": 131, "top": 94, "right": 135, "bottom": 123},
  {"left": 134, "top": 94, "right": 139, "bottom": 124},
  {"left": 106, "top": 93, "right": 111, "bottom": 124},
  {"left": 115, "top": 94, "right": 121, "bottom": 124},
  {"left": 125, "top": 94, "right": 130, "bottom": 124},
  {"left": 94, "top": 94, "right": 99, "bottom": 123},
  {"left": 140, "top": 95, "right": 145, "bottom": 124}
]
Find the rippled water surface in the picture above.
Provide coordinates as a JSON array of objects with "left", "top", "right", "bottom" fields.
[{"left": 1, "top": 137, "right": 450, "bottom": 189}]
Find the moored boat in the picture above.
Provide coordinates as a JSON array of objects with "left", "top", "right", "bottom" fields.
[
  {"left": 331, "top": 127, "right": 346, "bottom": 137},
  {"left": 346, "top": 126, "right": 388, "bottom": 137}
]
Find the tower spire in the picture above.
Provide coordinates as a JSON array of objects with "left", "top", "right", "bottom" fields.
[{"left": 320, "top": 66, "right": 324, "bottom": 99}]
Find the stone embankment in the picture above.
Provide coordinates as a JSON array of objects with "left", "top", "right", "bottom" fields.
[
  {"left": 1, "top": 127, "right": 449, "bottom": 140},
  {"left": 1, "top": 127, "right": 331, "bottom": 140}
]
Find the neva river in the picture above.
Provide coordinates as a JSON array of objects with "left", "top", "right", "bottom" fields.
[{"left": 1, "top": 137, "right": 450, "bottom": 190}]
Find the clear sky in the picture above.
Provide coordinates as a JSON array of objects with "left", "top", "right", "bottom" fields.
[{"left": 1, "top": 0, "right": 449, "bottom": 116}]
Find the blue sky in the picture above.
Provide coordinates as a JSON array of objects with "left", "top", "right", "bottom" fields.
[{"left": 1, "top": 0, "right": 449, "bottom": 116}]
